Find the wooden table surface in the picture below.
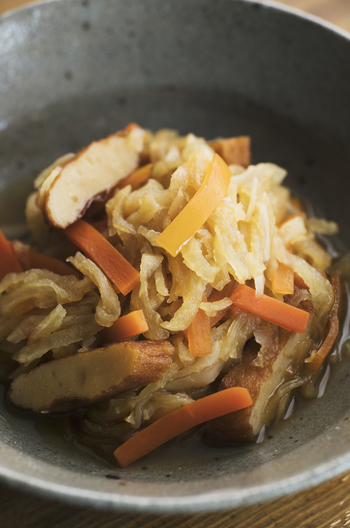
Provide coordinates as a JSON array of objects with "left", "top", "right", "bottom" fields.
[{"left": 0, "top": 0, "right": 350, "bottom": 527}]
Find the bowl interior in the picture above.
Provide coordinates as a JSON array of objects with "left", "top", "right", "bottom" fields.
[{"left": 0, "top": 0, "right": 350, "bottom": 513}]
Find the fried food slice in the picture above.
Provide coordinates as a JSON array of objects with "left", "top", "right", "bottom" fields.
[
  {"left": 209, "top": 136, "right": 251, "bottom": 167},
  {"left": 205, "top": 328, "right": 313, "bottom": 443},
  {"left": 43, "top": 132, "right": 141, "bottom": 228},
  {"left": 9, "top": 340, "right": 173, "bottom": 413}
]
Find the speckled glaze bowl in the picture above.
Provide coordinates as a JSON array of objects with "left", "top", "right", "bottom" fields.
[{"left": 0, "top": 0, "right": 350, "bottom": 514}]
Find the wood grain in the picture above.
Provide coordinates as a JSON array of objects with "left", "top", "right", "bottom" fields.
[
  {"left": 0, "top": 0, "right": 350, "bottom": 527},
  {"left": 276, "top": 0, "right": 350, "bottom": 32},
  {"left": 2, "top": 471, "right": 350, "bottom": 528},
  {"left": 0, "top": 0, "right": 34, "bottom": 13}
]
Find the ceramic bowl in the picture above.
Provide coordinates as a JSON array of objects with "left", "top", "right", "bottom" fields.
[{"left": 0, "top": 0, "right": 350, "bottom": 513}]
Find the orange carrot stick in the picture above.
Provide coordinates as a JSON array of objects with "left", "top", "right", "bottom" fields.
[
  {"left": 271, "top": 262, "right": 294, "bottom": 295},
  {"left": 29, "top": 251, "right": 80, "bottom": 278},
  {"left": 27, "top": 251, "right": 80, "bottom": 278},
  {"left": 114, "top": 387, "right": 253, "bottom": 467},
  {"left": 100, "top": 310, "right": 149, "bottom": 343},
  {"left": 208, "top": 279, "right": 237, "bottom": 303},
  {"left": 156, "top": 153, "right": 231, "bottom": 257},
  {"left": 308, "top": 273, "right": 341, "bottom": 371},
  {"left": 64, "top": 219, "right": 140, "bottom": 296},
  {"left": 187, "top": 294, "right": 212, "bottom": 356},
  {"left": 0, "top": 230, "right": 23, "bottom": 280},
  {"left": 230, "top": 284, "right": 309, "bottom": 334},
  {"left": 13, "top": 243, "right": 80, "bottom": 279},
  {"left": 208, "top": 279, "right": 237, "bottom": 327},
  {"left": 209, "top": 136, "right": 251, "bottom": 167},
  {"left": 119, "top": 163, "right": 152, "bottom": 190}
]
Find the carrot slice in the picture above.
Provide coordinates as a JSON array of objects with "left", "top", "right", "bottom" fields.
[
  {"left": 0, "top": 230, "right": 23, "bottom": 280},
  {"left": 13, "top": 244, "right": 80, "bottom": 279},
  {"left": 209, "top": 136, "right": 251, "bottom": 167},
  {"left": 208, "top": 279, "right": 237, "bottom": 327},
  {"left": 119, "top": 163, "right": 152, "bottom": 190},
  {"left": 114, "top": 387, "right": 253, "bottom": 467},
  {"left": 156, "top": 153, "right": 231, "bottom": 257},
  {"left": 64, "top": 219, "right": 140, "bottom": 295},
  {"left": 187, "top": 294, "right": 212, "bottom": 356},
  {"left": 24, "top": 250, "right": 80, "bottom": 278},
  {"left": 308, "top": 273, "right": 341, "bottom": 371},
  {"left": 100, "top": 310, "right": 149, "bottom": 343},
  {"left": 271, "top": 262, "right": 294, "bottom": 295},
  {"left": 208, "top": 279, "right": 237, "bottom": 303},
  {"left": 230, "top": 284, "right": 310, "bottom": 334}
]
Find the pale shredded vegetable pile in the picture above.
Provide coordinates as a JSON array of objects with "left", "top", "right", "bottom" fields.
[{"left": 0, "top": 125, "right": 341, "bottom": 455}]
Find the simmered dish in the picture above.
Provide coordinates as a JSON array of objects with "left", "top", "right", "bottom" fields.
[{"left": 0, "top": 124, "right": 342, "bottom": 467}]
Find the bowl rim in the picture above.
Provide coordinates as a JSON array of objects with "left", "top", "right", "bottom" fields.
[
  {"left": 1, "top": 452, "right": 350, "bottom": 513},
  {"left": 1, "top": 0, "right": 350, "bottom": 42}
]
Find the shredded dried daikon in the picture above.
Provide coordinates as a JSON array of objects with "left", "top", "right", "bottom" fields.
[{"left": 0, "top": 126, "right": 341, "bottom": 452}]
